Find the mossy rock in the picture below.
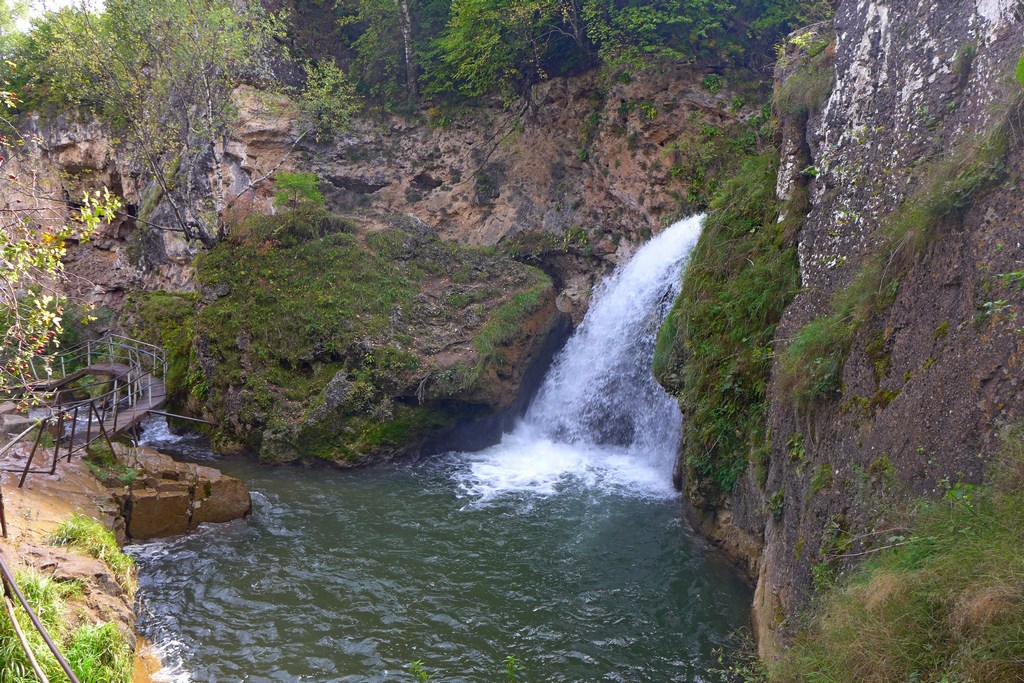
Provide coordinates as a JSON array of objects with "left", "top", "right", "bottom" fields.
[{"left": 133, "top": 209, "right": 561, "bottom": 464}]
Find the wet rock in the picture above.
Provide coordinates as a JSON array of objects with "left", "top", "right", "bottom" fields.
[
  {"left": 112, "top": 445, "right": 252, "bottom": 540},
  {"left": 127, "top": 489, "right": 191, "bottom": 540},
  {"left": 1, "top": 413, "right": 32, "bottom": 435}
]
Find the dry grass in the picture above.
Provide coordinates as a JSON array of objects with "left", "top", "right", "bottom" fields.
[{"left": 770, "top": 425, "right": 1024, "bottom": 682}]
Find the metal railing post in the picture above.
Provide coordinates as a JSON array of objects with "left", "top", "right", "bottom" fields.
[{"left": 0, "top": 549, "right": 82, "bottom": 683}]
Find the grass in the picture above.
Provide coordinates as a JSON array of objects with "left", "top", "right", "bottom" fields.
[
  {"left": 473, "top": 277, "right": 550, "bottom": 363},
  {"left": 654, "top": 152, "right": 801, "bottom": 493},
  {"left": 775, "top": 26, "right": 835, "bottom": 118},
  {"left": 769, "top": 425, "right": 1024, "bottom": 682},
  {"left": 0, "top": 569, "right": 132, "bottom": 683},
  {"left": 171, "top": 209, "right": 553, "bottom": 463},
  {"left": 779, "top": 94, "right": 1020, "bottom": 407},
  {"left": 83, "top": 441, "right": 142, "bottom": 488},
  {"left": 48, "top": 513, "right": 136, "bottom": 592}
]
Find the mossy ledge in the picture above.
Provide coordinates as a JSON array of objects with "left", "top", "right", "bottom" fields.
[
  {"left": 654, "top": 152, "right": 802, "bottom": 497},
  {"left": 126, "top": 208, "right": 565, "bottom": 465}
]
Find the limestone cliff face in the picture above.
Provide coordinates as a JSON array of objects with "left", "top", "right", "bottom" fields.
[
  {"left": 729, "top": 0, "right": 1024, "bottom": 654},
  {"left": 21, "top": 65, "right": 757, "bottom": 324}
]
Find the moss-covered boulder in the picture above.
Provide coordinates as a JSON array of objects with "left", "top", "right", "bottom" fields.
[{"left": 127, "top": 209, "right": 566, "bottom": 465}]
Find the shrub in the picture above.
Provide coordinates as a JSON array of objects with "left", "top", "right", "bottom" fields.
[{"left": 770, "top": 426, "right": 1024, "bottom": 682}]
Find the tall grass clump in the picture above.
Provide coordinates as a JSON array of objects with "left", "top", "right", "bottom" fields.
[
  {"left": 48, "top": 513, "right": 136, "bottom": 592},
  {"left": 64, "top": 622, "right": 134, "bottom": 683},
  {"left": 770, "top": 425, "right": 1024, "bottom": 682},
  {"left": 780, "top": 94, "right": 1021, "bottom": 406},
  {"left": 0, "top": 568, "right": 132, "bottom": 683},
  {"left": 775, "top": 37, "right": 835, "bottom": 118},
  {"left": 654, "top": 152, "right": 801, "bottom": 492}
]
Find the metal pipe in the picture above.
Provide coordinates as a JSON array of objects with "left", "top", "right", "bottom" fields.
[
  {"left": 50, "top": 411, "right": 64, "bottom": 475},
  {"left": 66, "top": 406, "right": 78, "bottom": 462},
  {"left": 0, "top": 480, "right": 7, "bottom": 538},
  {"left": 18, "top": 421, "right": 45, "bottom": 488},
  {"left": 0, "top": 548, "right": 82, "bottom": 683},
  {"left": 85, "top": 402, "right": 93, "bottom": 452}
]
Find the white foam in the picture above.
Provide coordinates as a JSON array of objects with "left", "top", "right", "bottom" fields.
[
  {"left": 140, "top": 417, "right": 184, "bottom": 446},
  {"left": 454, "top": 216, "right": 703, "bottom": 503},
  {"left": 454, "top": 433, "right": 677, "bottom": 504},
  {"left": 146, "top": 638, "right": 193, "bottom": 683}
]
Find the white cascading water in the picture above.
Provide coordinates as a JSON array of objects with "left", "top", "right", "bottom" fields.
[{"left": 455, "top": 215, "right": 704, "bottom": 501}]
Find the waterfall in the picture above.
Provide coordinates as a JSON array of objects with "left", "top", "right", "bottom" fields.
[{"left": 455, "top": 215, "right": 704, "bottom": 500}]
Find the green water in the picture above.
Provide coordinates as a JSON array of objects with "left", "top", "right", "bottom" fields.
[{"left": 131, "top": 432, "right": 751, "bottom": 683}]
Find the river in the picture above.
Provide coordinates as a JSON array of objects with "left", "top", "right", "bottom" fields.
[{"left": 131, "top": 216, "right": 752, "bottom": 682}]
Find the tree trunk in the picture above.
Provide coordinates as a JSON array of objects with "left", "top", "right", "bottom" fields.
[{"left": 397, "top": 0, "right": 417, "bottom": 105}]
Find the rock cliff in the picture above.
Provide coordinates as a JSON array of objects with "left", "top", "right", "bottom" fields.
[
  {"left": 673, "top": 0, "right": 1024, "bottom": 655},
  {"left": 17, "top": 63, "right": 764, "bottom": 464}
]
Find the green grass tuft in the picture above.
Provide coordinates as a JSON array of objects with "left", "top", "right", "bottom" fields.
[
  {"left": 64, "top": 622, "right": 134, "bottom": 683},
  {"left": 48, "top": 514, "right": 135, "bottom": 592}
]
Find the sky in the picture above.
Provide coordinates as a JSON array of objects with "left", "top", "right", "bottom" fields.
[{"left": 15, "top": 0, "right": 103, "bottom": 31}]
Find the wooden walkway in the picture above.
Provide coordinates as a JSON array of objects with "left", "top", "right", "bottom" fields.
[
  {"left": 0, "top": 336, "right": 170, "bottom": 484},
  {"left": 53, "top": 362, "right": 167, "bottom": 440}
]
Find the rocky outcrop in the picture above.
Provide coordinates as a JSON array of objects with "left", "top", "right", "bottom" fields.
[
  {"left": 706, "top": 1, "right": 1024, "bottom": 655},
  {"left": 111, "top": 445, "right": 252, "bottom": 540},
  {"left": 147, "top": 210, "right": 571, "bottom": 465},
  {"left": 19, "top": 64, "right": 763, "bottom": 325}
]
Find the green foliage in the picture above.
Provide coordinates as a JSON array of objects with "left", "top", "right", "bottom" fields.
[
  {"left": 953, "top": 43, "right": 977, "bottom": 80},
  {"left": 767, "top": 489, "right": 785, "bottom": 520},
  {"left": 64, "top": 622, "right": 133, "bottom": 683},
  {"left": 297, "top": 59, "right": 360, "bottom": 141},
  {"left": 423, "top": 0, "right": 832, "bottom": 104},
  {"left": 0, "top": 569, "right": 132, "bottom": 683},
  {"left": 504, "top": 655, "right": 522, "bottom": 682},
  {"left": 774, "top": 28, "right": 834, "bottom": 117},
  {"left": 780, "top": 96, "right": 1019, "bottom": 407},
  {"left": 654, "top": 153, "right": 801, "bottom": 493},
  {"left": 1016, "top": 54, "right": 1024, "bottom": 88},
  {"left": 83, "top": 442, "right": 143, "bottom": 489},
  {"left": 408, "top": 659, "right": 432, "bottom": 681},
  {"left": 810, "top": 463, "right": 833, "bottom": 494},
  {"left": 49, "top": 513, "right": 136, "bottom": 592},
  {"left": 770, "top": 427, "right": 1024, "bottom": 682},
  {"left": 1, "top": 186, "right": 119, "bottom": 400},
  {"left": 9, "top": 0, "right": 284, "bottom": 242},
  {"left": 663, "top": 102, "right": 776, "bottom": 214},
  {"left": 274, "top": 172, "right": 326, "bottom": 209}
]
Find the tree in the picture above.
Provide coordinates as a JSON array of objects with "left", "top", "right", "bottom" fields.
[
  {"left": 14, "top": 0, "right": 285, "bottom": 244},
  {"left": 432, "top": 0, "right": 588, "bottom": 103},
  {"left": 0, "top": 86, "right": 120, "bottom": 398},
  {"left": 297, "top": 59, "right": 360, "bottom": 140}
]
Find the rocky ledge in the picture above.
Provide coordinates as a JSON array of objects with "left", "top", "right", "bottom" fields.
[{"left": 0, "top": 438, "right": 251, "bottom": 678}]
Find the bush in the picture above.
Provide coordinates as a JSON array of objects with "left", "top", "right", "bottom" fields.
[{"left": 770, "top": 426, "right": 1024, "bottom": 682}]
